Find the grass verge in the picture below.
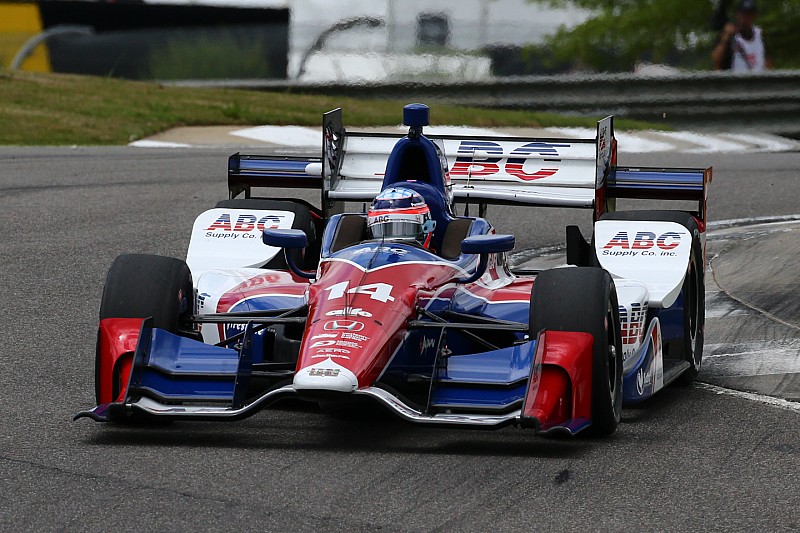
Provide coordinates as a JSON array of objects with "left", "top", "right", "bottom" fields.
[{"left": 0, "top": 70, "right": 666, "bottom": 145}]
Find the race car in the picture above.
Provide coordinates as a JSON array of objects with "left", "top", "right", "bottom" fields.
[{"left": 75, "top": 103, "right": 711, "bottom": 437}]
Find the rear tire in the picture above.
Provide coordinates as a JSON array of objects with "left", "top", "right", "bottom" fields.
[
  {"left": 674, "top": 236, "right": 705, "bottom": 385},
  {"left": 215, "top": 198, "right": 319, "bottom": 269},
  {"left": 531, "top": 267, "right": 623, "bottom": 437},
  {"left": 97, "top": 254, "right": 194, "bottom": 404}
]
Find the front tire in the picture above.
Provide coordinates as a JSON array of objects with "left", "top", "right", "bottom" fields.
[
  {"left": 531, "top": 267, "right": 623, "bottom": 437},
  {"left": 99, "top": 254, "right": 193, "bottom": 331}
]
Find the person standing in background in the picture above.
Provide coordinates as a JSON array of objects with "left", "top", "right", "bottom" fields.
[{"left": 711, "top": 0, "right": 771, "bottom": 71}]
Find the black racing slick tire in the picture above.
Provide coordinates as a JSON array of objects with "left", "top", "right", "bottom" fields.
[
  {"left": 600, "top": 210, "right": 705, "bottom": 385},
  {"left": 215, "top": 198, "right": 320, "bottom": 270},
  {"left": 531, "top": 267, "right": 623, "bottom": 437},
  {"left": 674, "top": 231, "right": 705, "bottom": 385},
  {"left": 99, "top": 254, "right": 193, "bottom": 331}
]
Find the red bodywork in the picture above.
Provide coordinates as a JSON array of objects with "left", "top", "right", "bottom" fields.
[
  {"left": 522, "top": 331, "right": 594, "bottom": 431},
  {"left": 299, "top": 258, "right": 464, "bottom": 388},
  {"left": 96, "top": 318, "right": 144, "bottom": 404}
]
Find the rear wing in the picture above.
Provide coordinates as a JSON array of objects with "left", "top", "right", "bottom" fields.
[
  {"left": 227, "top": 109, "right": 711, "bottom": 222},
  {"left": 607, "top": 166, "right": 713, "bottom": 223}
]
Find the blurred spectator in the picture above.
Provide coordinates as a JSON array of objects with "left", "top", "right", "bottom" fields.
[{"left": 711, "top": 0, "right": 771, "bottom": 71}]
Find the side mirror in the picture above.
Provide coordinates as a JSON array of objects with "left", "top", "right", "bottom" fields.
[
  {"left": 263, "top": 229, "right": 314, "bottom": 279},
  {"left": 457, "top": 234, "right": 515, "bottom": 284},
  {"left": 263, "top": 228, "right": 308, "bottom": 249},
  {"left": 460, "top": 234, "right": 515, "bottom": 255}
]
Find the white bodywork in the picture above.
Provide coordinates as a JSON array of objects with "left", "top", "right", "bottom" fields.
[
  {"left": 186, "top": 208, "right": 307, "bottom": 345},
  {"left": 186, "top": 208, "right": 295, "bottom": 274},
  {"left": 293, "top": 357, "right": 359, "bottom": 392},
  {"left": 594, "top": 220, "right": 692, "bottom": 308}
]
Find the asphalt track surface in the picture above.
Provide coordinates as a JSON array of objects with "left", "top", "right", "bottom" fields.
[{"left": 1, "top": 146, "right": 799, "bottom": 531}]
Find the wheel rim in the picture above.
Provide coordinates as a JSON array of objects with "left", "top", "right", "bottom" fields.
[{"left": 605, "top": 303, "right": 619, "bottom": 402}]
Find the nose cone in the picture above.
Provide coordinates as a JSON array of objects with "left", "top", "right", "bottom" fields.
[{"left": 293, "top": 357, "right": 359, "bottom": 393}]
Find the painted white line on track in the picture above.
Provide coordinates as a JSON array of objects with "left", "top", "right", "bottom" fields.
[
  {"left": 129, "top": 140, "right": 193, "bottom": 148},
  {"left": 613, "top": 132, "right": 675, "bottom": 153},
  {"left": 696, "top": 382, "right": 800, "bottom": 412},
  {"left": 547, "top": 127, "right": 675, "bottom": 153},
  {"left": 708, "top": 213, "right": 800, "bottom": 229},
  {"left": 719, "top": 132, "right": 798, "bottom": 152},
  {"left": 651, "top": 131, "right": 751, "bottom": 153},
  {"left": 231, "top": 125, "right": 321, "bottom": 147}
]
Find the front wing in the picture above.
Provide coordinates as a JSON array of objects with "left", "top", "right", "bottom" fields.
[{"left": 76, "top": 318, "right": 597, "bottom": 436}]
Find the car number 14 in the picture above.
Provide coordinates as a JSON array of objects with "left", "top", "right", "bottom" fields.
[{"left": 324, "top": 282, "right": 395, "bottom": 303}]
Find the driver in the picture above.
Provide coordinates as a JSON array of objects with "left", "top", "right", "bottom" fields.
[{"left": 367, "top": 187, "right": 436, "bottom": 249}]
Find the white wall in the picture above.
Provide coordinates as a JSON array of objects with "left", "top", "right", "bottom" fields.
[{"left": 288, "top": 0, "right": 589, "bottom": 77}]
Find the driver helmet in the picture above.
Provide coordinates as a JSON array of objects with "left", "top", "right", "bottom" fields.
[{"left": 367, "top": 187, "right": 435, "bottom": 247}]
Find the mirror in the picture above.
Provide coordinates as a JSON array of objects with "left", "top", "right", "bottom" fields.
[
  {"left": 461, "top": 234, "right": 515, "bottom": 255},
  {"left": 263, "top": 228, "right": 308, "bottom": 249}
]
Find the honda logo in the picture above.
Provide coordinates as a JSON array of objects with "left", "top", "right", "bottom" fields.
[{"left": 323, "top": 320, "right": 365, "bottom": 332}]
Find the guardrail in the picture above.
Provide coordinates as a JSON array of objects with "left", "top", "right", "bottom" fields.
[{"left": 166, "top": 70, "right": 800, "bottom": 134}]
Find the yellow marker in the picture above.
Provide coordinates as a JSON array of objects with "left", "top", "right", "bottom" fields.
[{"left": 0, "top": 2, "right": 51, "bottom": 71}]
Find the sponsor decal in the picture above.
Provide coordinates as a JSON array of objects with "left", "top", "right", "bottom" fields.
[
  {"left": 311, "top": 333, "right": 338, "bottom": 340},
  {"left": 601, "top": 231, "right": 683, "bottom": 257},
  {"left": 324, "top": 320, "right": 365, "bottom": 332},
  {"left": 450, "top": 140, "right": 570, "bottom": 181},
  {"left": 325, "top": 281, "right": 395, "bottom": 303},
  {"left": 205, "top": 213, "right": 285, "bottom": 240},
  {"left": 336, "top": 340, "right": 362, "bottom": 349},
  {"left": 308, "top": 368, "right": 340, "bottom": 377},
  {"left": 636, "top": 368, "right": 645, "bottom": 395},
  {"left": 619, "top": 302, "right": 647, "bottom": 358},
  {"left": 598, "top": 124, "right": 609, "bottom": 155},
  {"left": 197, "top": 292, "right": 211, "bottom": 310},
  {"left": 341, "top": 332, "right": 369, "bottom": 342},
  {"left": 419, "top": 337, "right": 437, "bottom": 352},
  {"left": 326, "top": 307, "right": 372, "bottom": 318},
  {"left": 310, "top": 340, "right": 336, "bottom": 349},
  {"left": 636, "top": 366, "right": 653, "bottom": 396},
  {"left": 311, "top": 354, "right": 350, "bottom": 360},
  {"left": 314, "top": 348, "right": 351, "bottom": 354},
  {"left": 309, "top": 341, "right": 362, "bottom": 351},
  {"left": 352, "top": 246, "right": 408, "bottom": 256}
]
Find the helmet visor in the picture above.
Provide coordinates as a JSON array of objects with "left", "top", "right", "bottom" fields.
[{"left": 370, "top": 221, "right": 423, "bottom": 240}]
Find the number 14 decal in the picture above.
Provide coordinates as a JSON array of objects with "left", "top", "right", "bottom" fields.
[{"left": 324, "top": 281, "right": 395, "bottom": 303}]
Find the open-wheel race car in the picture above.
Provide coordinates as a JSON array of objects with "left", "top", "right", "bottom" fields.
[{"left": 75, "top": 104, "right": 711, "bottom": 437}]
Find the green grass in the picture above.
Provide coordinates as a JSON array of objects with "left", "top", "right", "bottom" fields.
[{"left": 0, "top": 70, "right": 666, "bottom": 145}]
